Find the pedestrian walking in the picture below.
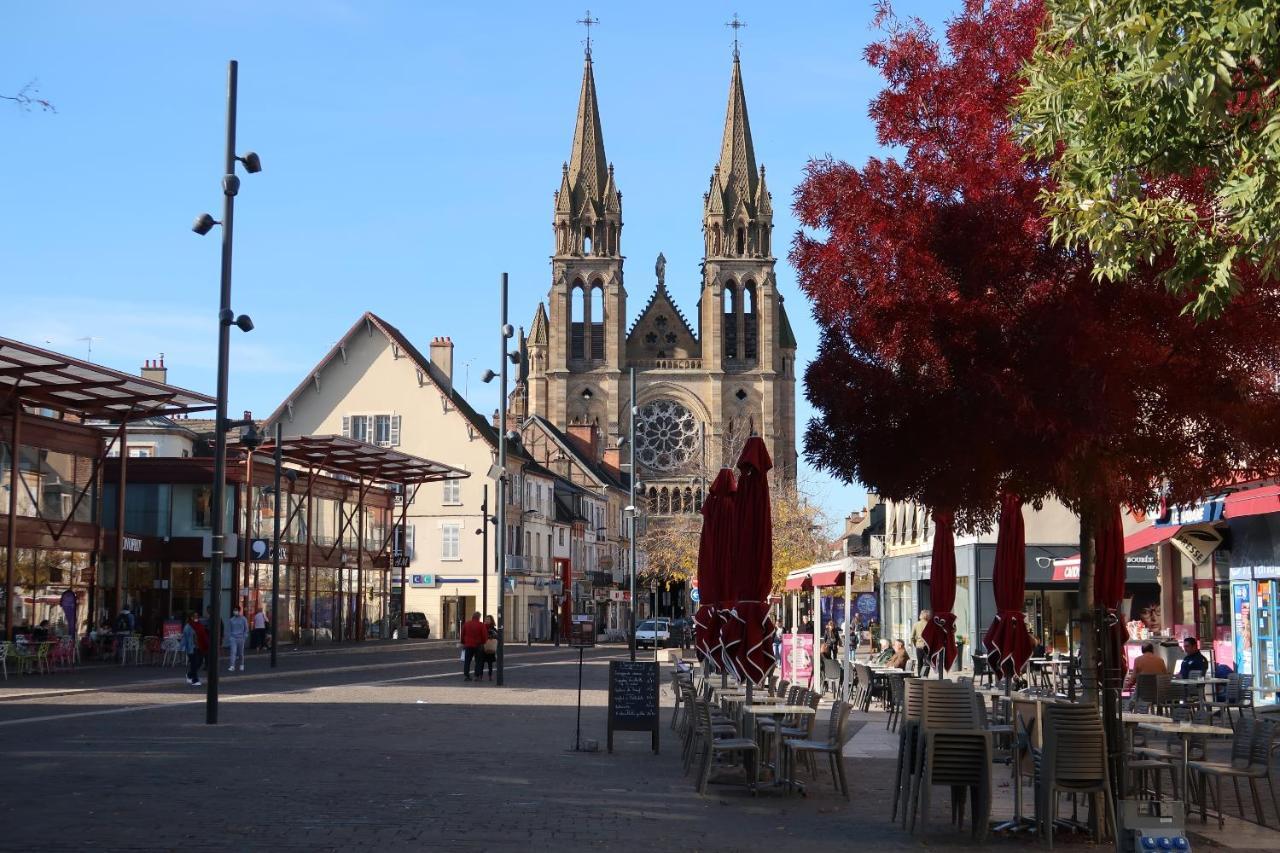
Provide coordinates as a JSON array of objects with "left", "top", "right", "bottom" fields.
[
  {"left": 251, "top": 608, "right": 268, "bottom": 651},
  {"left": 911, "top": 609, "right": 932, "bottom": 677},
  {"left": 182, "top": 612, "right": 208, "bottom": 686},
  {"left": 227, "top": 607, "right": 249, "bottom": 672},
  {"left": 482, "top": 615, "right": 499, "bottom": 681},
  {"left": 460, "top": 611, "right": 487, "bottom": 682}
]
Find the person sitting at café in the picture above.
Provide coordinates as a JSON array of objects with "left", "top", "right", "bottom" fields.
[
  {"left": 887, "top": 639, "right": 910, "bottom": 670},
  {"left": 32, "top": 619, "right": 51, "bottom": 642},
  {"left": 1123, "top": 641, "right": 1168, "bottom": 690},
  {"left": 1178, "top": 636, "right": 1210, "bottom": 679},
  {"left": 873, "top": 639, "right": 894, "bottom": 666}
]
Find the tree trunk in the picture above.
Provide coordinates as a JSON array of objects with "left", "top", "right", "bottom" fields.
[{"left": 1076, "top": 505, "right": 1098, "bottom": 706}]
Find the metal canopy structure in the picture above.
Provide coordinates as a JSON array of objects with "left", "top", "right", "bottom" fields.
[
  {"left": 0, "top": 337, "right": 216, "bottom": 419},
  {"left": 252, "top": 434, "right": 470, "bottom": 486}
]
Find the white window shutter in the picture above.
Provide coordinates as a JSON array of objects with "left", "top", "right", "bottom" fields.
[
  {"left": 390, "top": 414, "right": 402, "bottom": 447},
  {"left": 341, "top": 415, "right": 351, "bottom": 438}
]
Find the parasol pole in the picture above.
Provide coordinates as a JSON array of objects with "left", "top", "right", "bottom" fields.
[{"left": 843, "top": 564, "right": 852, "bottom": 701}]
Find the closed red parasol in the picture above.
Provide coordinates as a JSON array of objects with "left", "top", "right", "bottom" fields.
[
  {"left": 694, "top": 468, "right": 736, "bottom": 671},
  {"left": 1095, "top": 504, "right": 1130, "bottom": 679},
  {"left": 722, "top": 436, "right": 777, "bottom": 684},
  {"left": 983, "top": 492, "right": 1033, "bottom": 678},
  {"left": 920, "top": 509, "right": 958, "bottom": 671}
]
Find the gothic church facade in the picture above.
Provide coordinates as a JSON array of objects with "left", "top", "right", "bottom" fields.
[{"left": 513, "top": 46, "right": 798, "bottom": 515}]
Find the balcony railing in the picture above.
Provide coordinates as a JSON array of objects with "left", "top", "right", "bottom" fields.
[{"left": 633, "top": 358, "right": 703, "bottom": 370}]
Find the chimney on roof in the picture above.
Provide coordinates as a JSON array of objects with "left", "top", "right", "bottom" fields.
[
  {"left": 140, "top": 355, "right": 167, "bottom": 384},
  {"left": 601, "top": 446, "right": 622, "bottom": 479},
  {"left": 429, "top": 336, "right": 454, "bottom": 383},
  {"left": 566, "top": 421, "right": 601, "bottom": 463}
]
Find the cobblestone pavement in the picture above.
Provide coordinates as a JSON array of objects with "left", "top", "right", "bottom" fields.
[{"left": 1, "top": 644, "right": 1261, "bottom": 852}]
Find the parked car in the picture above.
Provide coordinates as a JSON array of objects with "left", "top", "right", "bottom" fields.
[
  {"left": 635, "top": 619, "right": 671, "bottom": 649},
  {"left": 405, "top": 612, "right": 431, "bottom": 639}
]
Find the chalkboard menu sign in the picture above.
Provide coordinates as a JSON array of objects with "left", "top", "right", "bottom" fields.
[{"left": 607, "top": 660, "right": 659, "bottom": 753}]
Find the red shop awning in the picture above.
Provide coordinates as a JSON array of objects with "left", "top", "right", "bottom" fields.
[
  {"left": 784, "top": 569, "right": 846, "bottom": 590},
  {"left": 1225, "top": 485, "right": 1280, "bottom": 520}
]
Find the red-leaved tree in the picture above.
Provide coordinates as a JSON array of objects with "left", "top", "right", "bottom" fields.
[{"left": 793, "top": 0, "right": 1280, "bottom": 697}]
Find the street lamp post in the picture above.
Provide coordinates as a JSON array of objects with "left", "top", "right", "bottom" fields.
[
  {"left": 497, "top": 273, "right": 512, "bottom": 686},
  {"left": 482, "top": 273, "right": 521, "bottom": 685},
  {"left": 628, "top": 367, "right": 638, "bottom": 662},
  {"left": 191, "top": 59, "right": 261, "bottom": 724}
]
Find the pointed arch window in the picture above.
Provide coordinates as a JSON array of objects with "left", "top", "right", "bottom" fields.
[
  {"left": 743, "top": 281, "right": 758, "bottom": 361},
  {"left": 583, "top": 227, "right": 593, "bottom": 256},
  {"left": 723, "top": 282, "right": 739, "bottom": 360},
  {"left": 589, "top": 280, "right": 605, "bottom": 360},
  {"left": 570, "top": 282, "right": 586, "bottom": 360},
  {"left": 736, "top": 227, "right": 745, "bottom": 256}
]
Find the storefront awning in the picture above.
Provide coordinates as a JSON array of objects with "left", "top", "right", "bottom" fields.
[
  {"left": 783, "top": 569, "right": 843, "bottom": 590},
  {"left": 1225, "top": 484, "right": 1280, "bottom": 520},
  {"left": 784, "top": 557, "right": 872, "bottom": 591},
  {"left": 1123, "top": 524, "right": 1181, "bottom": 553}
]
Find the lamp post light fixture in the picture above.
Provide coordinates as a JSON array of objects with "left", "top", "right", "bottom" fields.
[
  {"left": 190, "top": 59, "right": 261, "bottom": 725},
  {"left": 481, "top": 273, "right": 520, "bottom": 686}
]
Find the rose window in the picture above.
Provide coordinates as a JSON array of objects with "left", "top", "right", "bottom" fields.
[{"left": 635, "top": 399, "right": 700, "bottom": 472}]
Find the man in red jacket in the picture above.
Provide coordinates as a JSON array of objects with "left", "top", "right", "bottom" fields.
[{"left": 460, "top": 611, "right": 487, "bottom": 682}]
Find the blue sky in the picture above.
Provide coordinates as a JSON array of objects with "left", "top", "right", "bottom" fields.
[{"left": 2, "top": 1, "right": 952, "bottom": 533}]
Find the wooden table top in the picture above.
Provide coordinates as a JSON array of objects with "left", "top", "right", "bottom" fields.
[{"left": 1121, "top": 713, "right": 1172, "bottom": 725}]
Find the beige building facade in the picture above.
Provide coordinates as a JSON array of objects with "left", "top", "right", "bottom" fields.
[
  {"left": 263, "top": 313, "right": 546, "bottom": 641},
  {"left": 516, "top": 47, "right": 798, "bottom": 517}
]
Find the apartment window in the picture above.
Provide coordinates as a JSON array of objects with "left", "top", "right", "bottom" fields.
[
  {"left": 394, "top": 523, "right": 416, "bottom": 559},
  {"left": 559, "top": 528, "right": 565, "bottom": 546},
  {"left": 342, "top": 413, "right": 401, "bottom": 447},
  {"left": 127, "top": 446, "right": 155, "bottom": 458},
  {"left": 442, "top": 479, "right": 461, "bottom": 505},
  {"left": 525, "top": 530, "right": 530, "bottom": 557},
  {"left": 441, "top": 523, "right": 460, "bottom": 560}
]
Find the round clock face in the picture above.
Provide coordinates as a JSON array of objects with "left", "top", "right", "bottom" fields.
[{"left": 635, "top": 398, "right": 700, "bottom": 472}]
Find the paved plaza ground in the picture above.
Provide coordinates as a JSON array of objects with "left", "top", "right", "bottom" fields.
[{"left": 1, "top": 641, "right": 1276, "bottom": 852}]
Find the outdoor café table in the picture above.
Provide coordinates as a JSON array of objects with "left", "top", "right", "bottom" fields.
[
  {"left": 1138, "top": 720, "right": 1233, "bottom": 812},
  {"left": 743, "top": 704, "right": 817, "bottom": 791},
  {"left": 1171, "top": 677, "right": 1228, "bottom": 705},
  {"left": 1119, "top": 711, "right": 1171, "bottom": 751}
]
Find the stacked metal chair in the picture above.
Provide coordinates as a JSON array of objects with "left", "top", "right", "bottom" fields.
[
  {"left": 906, "top": 680, "right": 992, "bottom": 841},
  {"left": 892, "top": 677, "right": 926, "bottom": 825},
  {"left": 1036, "top": 703, "right": 1116, "bottom": 849}
]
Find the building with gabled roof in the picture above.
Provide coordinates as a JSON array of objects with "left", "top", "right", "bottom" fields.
[{"left": 261, "top": 312, "right": 557, "bottom": 641}]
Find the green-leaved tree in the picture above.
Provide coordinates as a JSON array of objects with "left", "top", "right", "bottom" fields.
[{"left": 1017, "top": 0, "right": 1280, "bottom": 319}]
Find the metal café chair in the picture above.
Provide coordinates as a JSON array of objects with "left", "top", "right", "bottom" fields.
[
  {"left": 692, "top": 701, "right": 758, "bottom": 795},
  {"left": 1190, "top": 716, "right": 1279, "bottom": 829},
  {"left": 784, "top": 700, "right": 853, "bottom": 798}
]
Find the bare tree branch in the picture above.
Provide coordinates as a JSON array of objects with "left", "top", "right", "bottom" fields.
[{"left": 2, "top": 80, "right": 56, "bottom": 113}]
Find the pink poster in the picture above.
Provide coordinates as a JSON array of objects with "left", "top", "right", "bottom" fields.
[{"left": 781, "top": 633, "right": 813, "bottom": 686}]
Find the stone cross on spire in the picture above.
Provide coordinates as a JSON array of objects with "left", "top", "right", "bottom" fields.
[
  {"left": 726, "top": 12, "right": 746, "bottom": 59},
  {"left": 577, "top": 9, "right": 600, "bottom": 57}
]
